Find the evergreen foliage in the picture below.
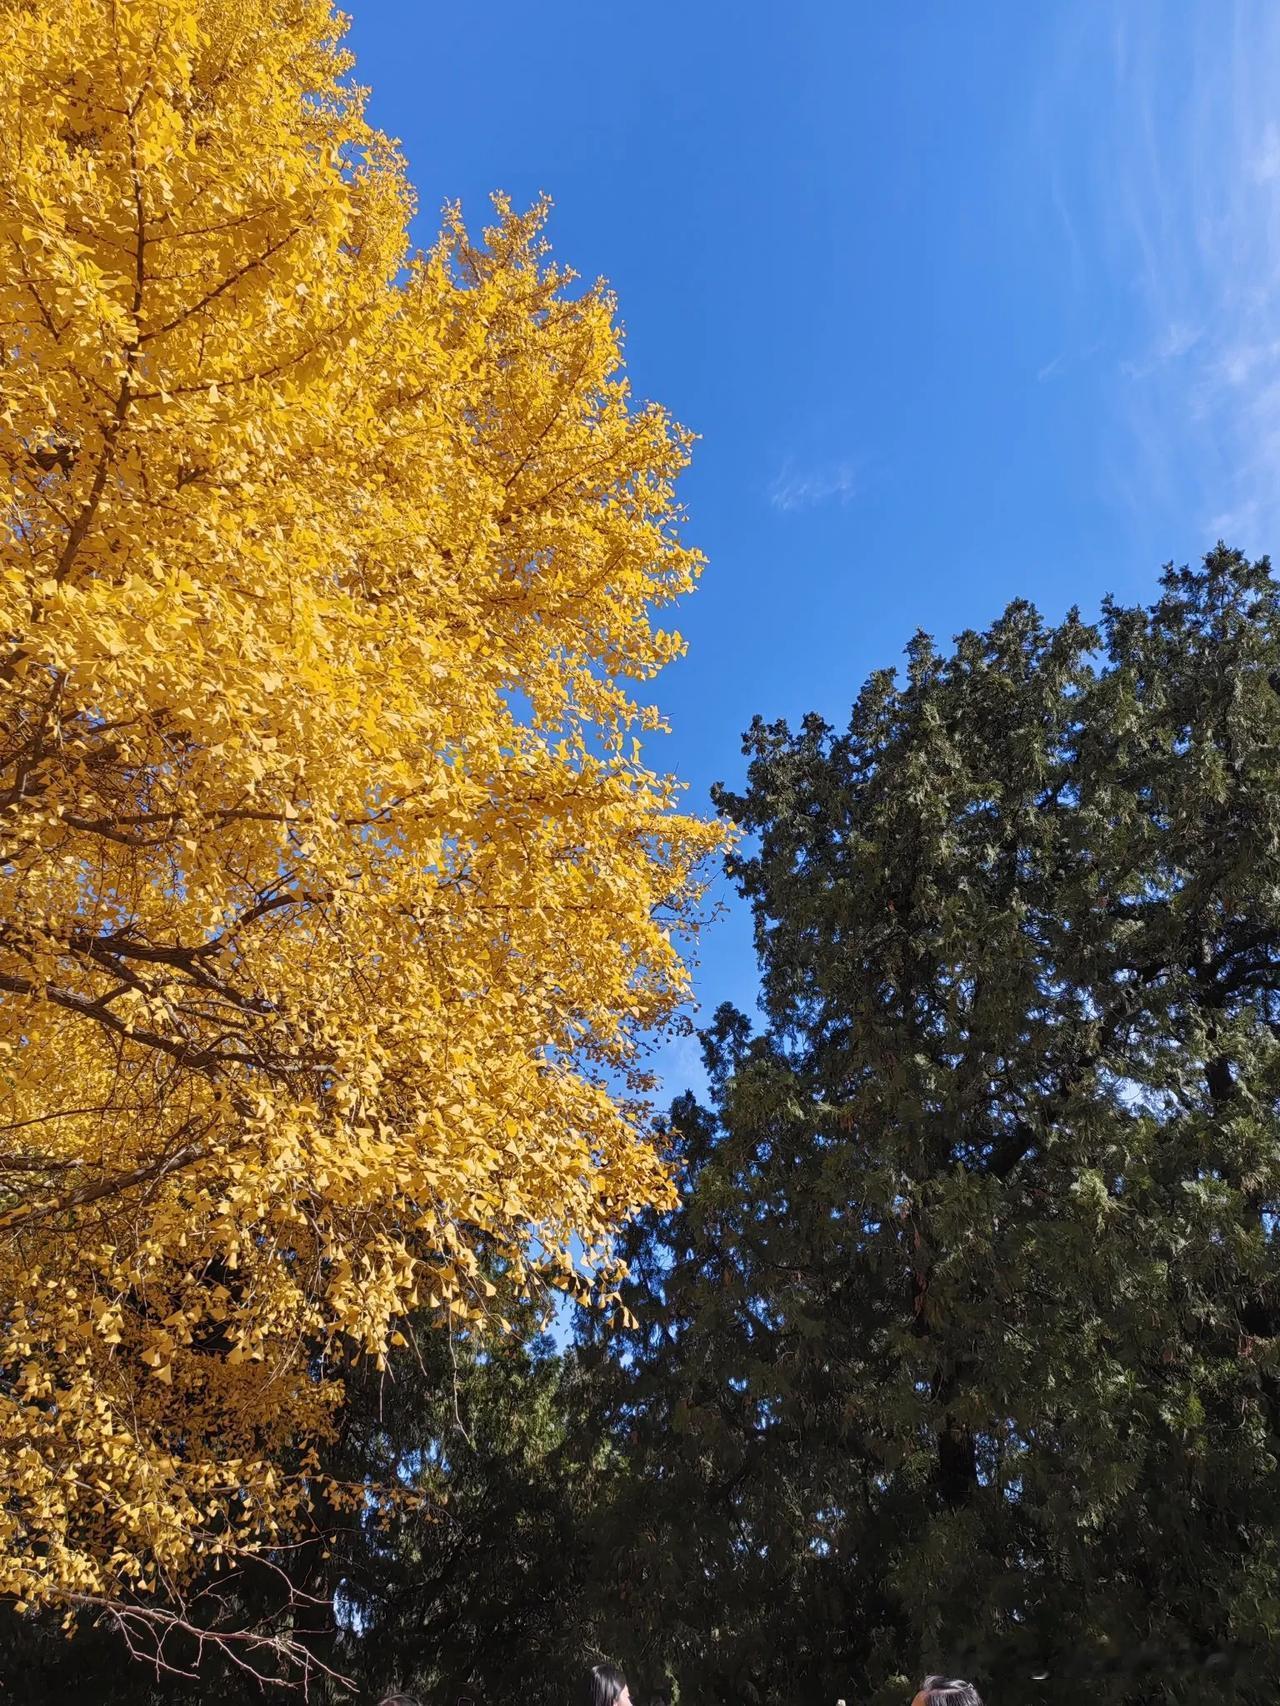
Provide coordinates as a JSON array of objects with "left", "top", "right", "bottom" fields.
[{"left": 593, "top": 547, "right": 1280, "bottom": 1704}]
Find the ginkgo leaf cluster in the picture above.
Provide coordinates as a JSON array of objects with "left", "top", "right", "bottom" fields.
[{"left": 0, "top": 0, "right": 720, "bottom": 1620}]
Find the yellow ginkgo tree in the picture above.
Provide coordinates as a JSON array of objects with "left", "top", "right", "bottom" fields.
[{"left": 0, "top": 0, "right": 718, "bottom": 1652}]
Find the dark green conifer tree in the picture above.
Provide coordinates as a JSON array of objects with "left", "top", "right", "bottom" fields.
[{"left": 593, "top": 548, "right": 1280, "bottom": 1705}]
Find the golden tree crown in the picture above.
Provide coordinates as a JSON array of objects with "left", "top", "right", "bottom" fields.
[{"left": 0, "top": 0, "right": 721, "bottom": 1616}]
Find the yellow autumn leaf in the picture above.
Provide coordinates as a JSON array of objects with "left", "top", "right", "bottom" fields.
[{"left": 0, "top": 0, "right": 724, "bottom": 1634}]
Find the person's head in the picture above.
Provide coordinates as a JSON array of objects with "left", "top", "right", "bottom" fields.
[
  {"left": 581, "top": 1662, "right": 631, "bottom": 1706},
  {"left": 378, "top": 1693, "right": 422, "bottom": 1706},
  {"left": 911, "top": 1678, "right": 983, "bottom": 1706}
]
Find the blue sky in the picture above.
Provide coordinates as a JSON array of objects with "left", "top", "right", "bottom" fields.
[{"left": 348, "top": 0, "right": 1280, "bottom": 1099}]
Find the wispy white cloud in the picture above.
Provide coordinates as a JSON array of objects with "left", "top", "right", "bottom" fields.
[
  {"left": 1119, "top": 320, "right": 1203, "bottom": 381},
  {"left": 1252, "top": 120, "right": 1280, "bottom": 183},
  {"left": 768, "top": 458, "right": 860, "bottom": 513},
  {"left": 1213, "top": 340, "right": 1280, "bottom": 387},
  {"left": 1036, "top": 0, "right": 1280, "bottom": 551},
  {"left": 1037, "top": 340, "right": 1102, "bottom": 383},
  {"left": 649, "top": 1029, "right": 709, "bottom": 1103}
]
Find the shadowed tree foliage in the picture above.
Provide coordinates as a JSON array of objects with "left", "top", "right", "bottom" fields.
[
  {"left": 587, "top": 547, "right": 1280, "bottom": 1706},
  {"left": 0, "top": 1294, "right": 600, "bottom": 1703},
  {"left": 321, "top": 1313, "right": 597, "bottom": 1703}
]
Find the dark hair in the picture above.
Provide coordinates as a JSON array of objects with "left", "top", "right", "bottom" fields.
[
  {"left": 580, "top": 1663, "right": 628, "bottom": 1706},
  {"left": 379, "top": 1693, "right": 422, "bottom": 1706},
  {"left": 918, "top": 1679, "right": 983, "bottom": 1706}
]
